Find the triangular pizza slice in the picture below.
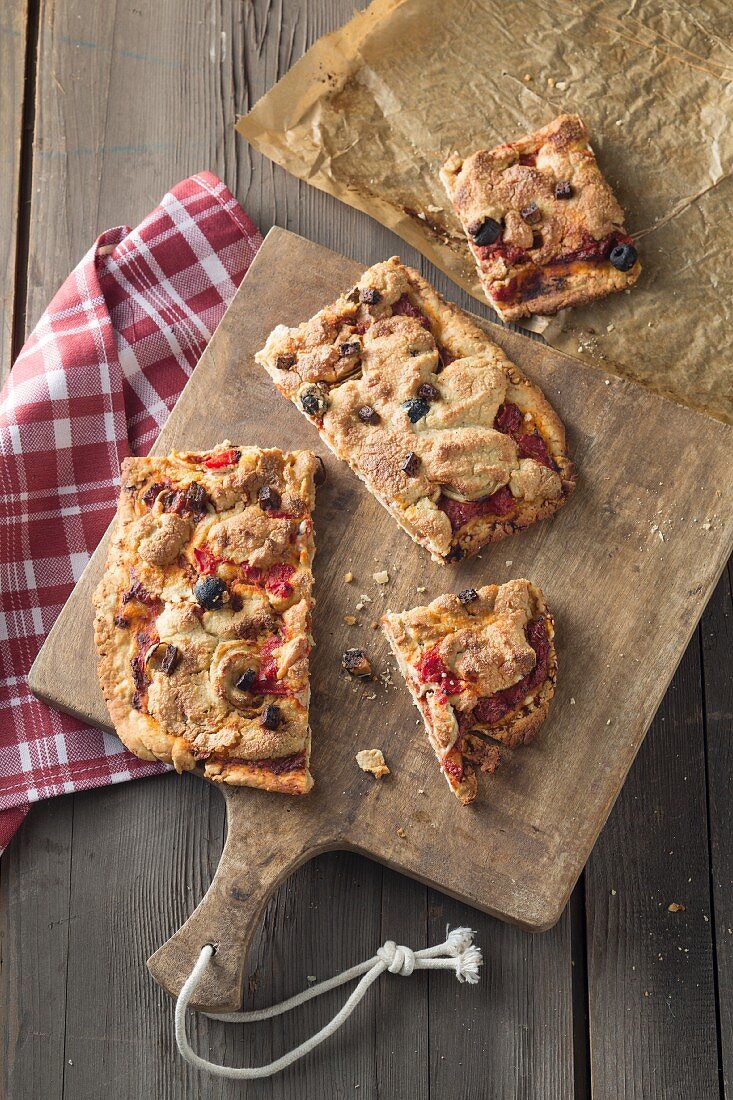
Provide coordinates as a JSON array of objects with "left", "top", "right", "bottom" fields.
[
  {"left": 382, "top": 580, "right": 556, "bottom": 804},
  {"left": 94, "top": 442, "right": 318, "bottom": 794}
]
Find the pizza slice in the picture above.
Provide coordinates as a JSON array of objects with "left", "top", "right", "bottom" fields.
[
  {"left": 382, "top": 580, "right": 556, "bottom": 805},
  {"left": 441, "top": 113, "right": 641, "bottom": 321},
  {"left": 93, "top": 442, "right": 319, "bottom": 794},
  {"left": 256, "top": 258, "right": 575, "bottom": 564}
]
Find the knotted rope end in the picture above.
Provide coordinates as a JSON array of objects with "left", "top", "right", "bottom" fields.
[{"left": 445, "top": 926, "right": 483, "bottom": 984}]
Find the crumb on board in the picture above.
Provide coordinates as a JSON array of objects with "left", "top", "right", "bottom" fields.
[
  {"left": 668, "top": 902, "right": 686, "bottom": 913},
  {"left": 373, "top": 570, "right": 389, "bottom": 584},
  {"left": 356, "top": 748, "right": 390, "bottom": 779},
  {"left": 396, "top": 827, "right": 407, "bottom": 839},
  {"left": 342, "top": 648, "right": 373, "bottom": 678},
  {"left": 344, "top": 571, "right": 354, "bottom": 583},
  {"left": 344, "top": 615, "right": 357, "bottom": 625},
  {"left": 416, "top": 585, "right": 427, "bottom": 593}
]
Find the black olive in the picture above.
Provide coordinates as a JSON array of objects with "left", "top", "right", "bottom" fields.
[
  {"left": 358, "top": 405, "right": 379, "bottom": 424},
  {"left": 301, "top": 390, "right": 329, "bottom": 417},
  {"left": 554, "top": 180, "right": 573, "bottom": 200},
  {"left": 609, "top": 243, "right": 638, "bottom": 272},
  {"left": 471, "top": 218, "right": 501, "bottom": 246},
  {"left": 258, "top": 485, "right": 282, "bottom": 510},
  {"left": 236, "top": 668, "right": 256, "bottom": 691},
  {"left": 446, "top": 545, "right": 465, "bottom": 563},
  {"left": 339, "top": 341, "right": 360, "bottom": 357},
  {"left": 402, "top": 398, "right": 430, "bottom": 423},
  {"left": 359, "top": 287, "right": 382, "bottom": 305},
  {"left": 401, "top": 452, "right": 420, "bottom": 476},
  {"left": 458, "top": 588, "right": 478, "bottom": 604},
  {"left": 194, "top": 576, "right": 226, "bottom": 610},
  {"left": 520, "top": 201, "right": 541, "bottom": 224},
  {"left": 261, "top": 704, "right": 282, "bottom": 730},
  {"left": 160, "top": 644, "right": 180, "bottom": 675}
]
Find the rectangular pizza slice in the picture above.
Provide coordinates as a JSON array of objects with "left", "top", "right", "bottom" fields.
[
  {"left": 256, "top": 258, "right": 575, "bottom": 564},
  {"left": 93, "top": 442, "right": 318, "bottom": 794},
  {"left": 441, "top": 113, "right": 641, "bottom": 321},
  {"left": 382, "top": 580, "right": 556, "bottom": 805}
]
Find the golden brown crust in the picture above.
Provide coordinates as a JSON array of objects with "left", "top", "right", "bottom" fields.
[
  {"left": 382, "top": 580, "right": 556, "bottom": 804},
  {"left": 441, "top": 114, "right": 641, "bottom": 320},
  {"left": 93, "top": 442, "right": 318, "bottom": 795},
  {"left": 257, "top": 259, "right": 575, "bottom": 563}
]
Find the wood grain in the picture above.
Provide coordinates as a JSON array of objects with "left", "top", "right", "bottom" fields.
[
  {"left": 0, "top": 0, "right": 28, "bottom": 378},
  {"left": 585, "top": 642, "right": 720, "bottom": 1099},
  {"left": 3, "top": 0, "right": 732, "bottom": 1095},
  {"left": 701, "top": 564, "right": 733, "bottom": 1097},
  {"left": 29, "top": 227, "right": 733, "bottom": 1010}
]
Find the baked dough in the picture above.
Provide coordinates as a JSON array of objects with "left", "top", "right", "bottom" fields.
[
  {"left": 382, "top": 580, "right": 556, "bottom": 804},
  {"left": 93, "top": 443, "right": 318, "bottom": 794},
  {"left": 257, "top": 259, "right": 575, "bottom": 563},
  {"left": 441, "top": 114, "right": 641, "bottom": 321}
]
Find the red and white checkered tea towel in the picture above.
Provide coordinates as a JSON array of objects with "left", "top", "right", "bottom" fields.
[{"left": 0, "top": 171, "right": 262, "bottom": 854}]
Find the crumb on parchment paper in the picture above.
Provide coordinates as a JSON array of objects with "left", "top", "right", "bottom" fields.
[{"left": 356, "top": 748, "right": 390, "bottom": 779}]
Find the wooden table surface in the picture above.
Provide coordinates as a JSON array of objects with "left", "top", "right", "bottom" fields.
[{"left": 0, "top": 2, "right": 730, "bottom": 1097}]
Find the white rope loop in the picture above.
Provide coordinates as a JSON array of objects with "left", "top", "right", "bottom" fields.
[{"left": 174, "top": 927, "right": 482, "bottom": 1080}]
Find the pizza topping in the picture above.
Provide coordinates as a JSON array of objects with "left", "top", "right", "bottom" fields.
[
  {"left": 401, "top": 451, "right": 421, "bottom": 476},
  {"left": 264, "top": 563, "right": 296, "bottom": 600},
  {"left": 392, "top": 294, "right": 431, "bottom": 330},
  {"left": 358, "top": 405, "right": 380, "bottom": 424},
  {"left": 258, "top": 485, "right": 282, "bottom": 511},
  {"left": 517, "top": 432, "right": 557, "bottom": 470},
  {"left": 159, "top": 644, "right": 180, "bottom": 675},
  {"left": 339, "top": 340, "right": 361, "bottom": 357},
  {"left": 276, "top": 353, "right": 296, "bottom": 370},
  {"left": 493, "top": 401, "right": 523, "bottom": 436},
  {"left": 470, "top": 217, "right": 502, "bottom": 246},
  {"left": 360, "top": 287, "right": 382, "bottom": 305},
  {"left": 141, "top": 480, "right": 169, "bottom": 507},
  {"left": 113, "top": 614, "right": 129, "bottom": 628},
  {"left": 609, "top": 242, "right": 638, "bottom": 272},
  {"left": 472, "top": 616, "right": 550, "bottom": 726},
  {"left": 342, "top": 648, "right": 373, "bottom": 678},
  {"left": 520, "top": 201, "right": 541, "bottom": 224},
  {"left": 441, "top": 746, "right": 464, "bottom": 780},
  {"left": 163, "top": 481, "right": 209, "bottom": 516},
  {"left": 417, "top": 382, "right": 440, "bottom": 403},
  {"left": 193, "top": 575, "right": 227, "bottom": 610},
  {"left": 458, "top": 588, "right": 478, "bottom": 604},
  {"left": 193, "top": 546, "right": 222, "bottom": 574},
  {"left": 235, "top": 668, "right": 256, "bottom": 690},
  {"left": 261, "top": 704, "right": 282, "bottom": 730},
  {"left": 437, "top": 485, "right": 515, "bottom": 531},
  {"left": 554, "top": 180, "right": 573, "bottom": 200},
  {"left": 402, "top": 397, "right": 430, "bottom": 423},
  {"left": 204, "top": 448, "right": 240, "bottom": 470},
  {"left": 416, "top": 646, "right": 463, "bottom": 697},
  {"left": 121, "top": 578, "right": 160, "bottom": 607},
  {"left": 300, "top": 387, "right": 329, "bottom": 417}
]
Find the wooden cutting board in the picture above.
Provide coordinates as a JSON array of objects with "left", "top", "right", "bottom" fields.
[{"left": 29, "top": 227, "right": 733, "bottom": 1013}]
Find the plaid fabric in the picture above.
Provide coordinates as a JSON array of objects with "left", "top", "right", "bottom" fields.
[{"left": 0, "top": 172, "right": 262, "bottom": 853}]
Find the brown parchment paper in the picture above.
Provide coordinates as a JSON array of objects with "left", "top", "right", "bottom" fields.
[{"left": 237, "top": 0, "right": 733, "bottom": 423}]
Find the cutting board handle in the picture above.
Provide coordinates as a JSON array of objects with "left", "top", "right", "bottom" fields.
[{"left": 147, "top": 785, "right": 327, "bottom": 1013}]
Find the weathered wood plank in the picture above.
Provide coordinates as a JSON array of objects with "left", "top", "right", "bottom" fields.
[
  {"left": 427, "top": 893, "right": 576, "bottom": 1099},
  {"left": 0, "top": 798, "right": 74, "bottom": 1100},
  {"left": 700, "top": 564, "right": 733, "bottom": 1097},
  {"left": 0, "top": 0, "right": 28, "bottom": 379},
  {"left": 585, "top": 641, "right": 720, "bottom": 1099}
]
